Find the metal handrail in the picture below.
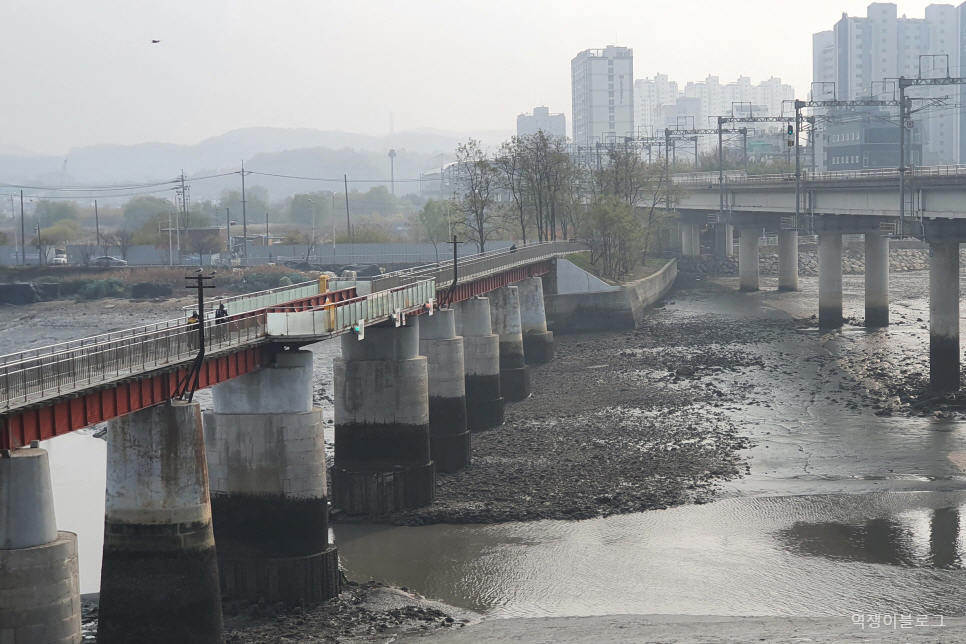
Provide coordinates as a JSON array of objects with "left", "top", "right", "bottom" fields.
[
  {"left": 671, "top": 164, "right": 966, "bottom": 188},
  {"left": 371, "top": 240, "right": 589, "bottom": 292},
  {"left": 0, "top": 240, "right": 579, "bottom": 411}
]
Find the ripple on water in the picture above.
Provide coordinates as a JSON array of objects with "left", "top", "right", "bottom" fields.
[{"left": 334, "top": 492, "right": 966, "bottom": 619}]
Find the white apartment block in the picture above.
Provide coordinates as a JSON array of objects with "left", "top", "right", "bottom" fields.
[
  {"left": 571, "top": 46, "right": 634, "bottom": 148},
  {"left": 812, "top": 2, "right": 964, "bottom": 166},
  {"left": 634, "top": 74, "right": 794, "bottom": 154},
  {"left": 517, "top": 106, "right": 567, "bottom": 138}
]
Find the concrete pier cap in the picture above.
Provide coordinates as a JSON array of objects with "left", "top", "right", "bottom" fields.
[
  {"left": 0, "top": 446, "right": 82, "bottom": 644},
  {"left": 489, "top": 285, "right": 530, "bottom": 401},
  {"left": 454, "top": 297, "right": 504, "bottom": 431},
  {"left": 333, "top": 316, "right": 435, "bottom": 514},
  {"left": 207, "top": 347, "right": 339, "bottom": 607},
  {"left": 419, "top": 308, "right": 471, "bottom": 472}
]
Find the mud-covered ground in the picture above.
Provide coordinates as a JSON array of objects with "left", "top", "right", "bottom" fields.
[
  {"left": 334, "top": 278, "right": 778, "bottom": 526},
  {"left": 81, "top": 581, "right": 477, "bottom": 644}
]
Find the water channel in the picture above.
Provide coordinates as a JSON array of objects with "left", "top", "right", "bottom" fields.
[{"left": 42, "top": 272, "right": 966, "bottom": 620}]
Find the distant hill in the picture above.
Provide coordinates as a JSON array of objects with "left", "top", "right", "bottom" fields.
[{"left": 0, "top": 126, "right": 515, "bottom": 203}]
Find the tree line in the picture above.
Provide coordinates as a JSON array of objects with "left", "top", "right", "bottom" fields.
[{"left": 412, "top": 133, "right": 687, "bottom": 281}]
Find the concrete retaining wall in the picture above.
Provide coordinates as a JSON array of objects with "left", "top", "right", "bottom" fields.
[{"left": 546, "top": 259, "right": 677, "bottom": 333}]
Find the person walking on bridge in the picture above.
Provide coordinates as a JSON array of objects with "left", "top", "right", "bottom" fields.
[{"left": 214, "top": 303, "right": 229, "bottom": 343}]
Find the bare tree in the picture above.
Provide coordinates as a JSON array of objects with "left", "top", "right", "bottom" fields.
[{"left": 454, "top": 139, "right": 502, "bottom": 253}]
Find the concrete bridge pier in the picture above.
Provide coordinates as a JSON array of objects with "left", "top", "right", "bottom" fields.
[
  {"left": 333, "top": 316, "right": 434, "bottom": 513},
  {"left": 490, "top": 285, "right": 530, "bottom": 401},
  {"left": 865, "top": 232, "right": 890, "bottom": 327},
  {"left": 681, "top": 222, "right": 701, "bottom": 257},
  {"left": 929, "top": 242, "right": 960, "bottom": 391},
  {"left": 516, "top": 277, "right": 554, "bottom": 364},
  {"left": 737, "top": 227, "right": 760, "bottom": 292},
  {"left": 778, "top": 228, "right": 798, "bottom": 292},
  {"left": 0, "top": 445, "right": 81, "bottom": 644},
  {"left": 418, "top": 309, "right": 471, "bottom": 472},
  {"left": 98, "top": 401, "right": 223, "bottom": 644},
  {"left": 715, "top": 223, "right": 734, "bottom": 257},
  {"left": 454, "top": 296, "right": 504, "bottom": 431},
  {"left": 818, "top": 232, "right": 844, "bottom": 329},
  {"left": 206, "top": 349, "right": 339, "bottom": 606}
]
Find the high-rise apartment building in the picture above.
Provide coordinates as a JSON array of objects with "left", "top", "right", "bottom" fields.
[
  {"left": 517, "top": 106, "right": 567, "bottom": 138},
  {"left": 812, "top": 2, "right": 963, "bottom": 166},
  {"left": 634, "top": 74, "right": 794, "bottom": 155},
  {"left": 571, "top": 46, "right": 634, "bottom": 148}
]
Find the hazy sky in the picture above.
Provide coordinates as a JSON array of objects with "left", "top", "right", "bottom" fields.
[{"left": 1, "top": 0, "right": 953, "bottom": 155}]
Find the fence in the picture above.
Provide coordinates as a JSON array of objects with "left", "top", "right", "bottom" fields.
[
  {"left": 265, "top": 280, "right": 436, "bottom": 337},
  {"left": 0, "top": 313, "right": 265, "bottom": 410}
]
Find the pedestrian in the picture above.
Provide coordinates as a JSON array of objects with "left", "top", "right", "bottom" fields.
[
  {"left": 186, "top": 310, "right": 200, "bottom": 350},
  {"left": 215, "top": 303, "right": 228, "bottom": 324},
  {"left": 509, "top": 243, "right": 518, "bottom": 253}
]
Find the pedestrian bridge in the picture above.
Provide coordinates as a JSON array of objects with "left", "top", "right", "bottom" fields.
[{"left": 0, "top": 240, "right": 586, "bottom": 450}]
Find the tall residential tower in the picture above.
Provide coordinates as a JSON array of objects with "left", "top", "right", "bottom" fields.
[
  {"left": 812, "top": 2, "right": 963, "bottom": 166},
  {"left": 571, "top": 46, "right": 634, "bottom": 149}
]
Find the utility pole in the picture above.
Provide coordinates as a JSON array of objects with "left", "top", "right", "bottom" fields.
[
  {"left": 35, "top": 225, "right": 42, "bottom": 266},
  {"left": 388, "top": 148, "right": 397, "bottom": 196},
  {"left": 167, "top": 212, "right": 173, "bottom": 265},
  {"left": 225, "top": 208, "right": 231, "bottom": 256},
  {"left": 241, "top": 161, "right": 248, "bottom": 261},
  {"left": 717, "top": 118, "right": 725, "bottom": 216},
  {"left": 19, "top": 191, "right": 25, "bottom": 266},
  {"left": 794, "top": 100, "right": 804, "bottom": 227},
  {"left": 331, "top": 192, "right": 337, "bottom": 257},
  {"left": 740, "top": 128, "right": 748, "bottom": 171},
  {"left": 344, "top": 174, "right": 351, "bottom": 244},
  {"left": 94, "top": 200, "right": 101, "bottom": 248}
]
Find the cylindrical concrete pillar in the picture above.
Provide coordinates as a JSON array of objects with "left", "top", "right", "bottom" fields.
[
  {"left": 454, "top": 297, "right": 504, "bottom": 431},
  {"left": 738, "top": 228, "right": 759, "bottom": 292},
  {"left": 865, "top": 232, "right": 890, "bottom": 327},
  {"left": 489, "top": 286, "right": 530, "bottom": 401},
  {"left": 98, "top": 401, "right": 223, "bottom": 644},
  {"left": 207, "top": 349, "right": 339, "bottom": 606},
  {"left": 930, "top": 242, "right": 960, "bottom": 391},
  {"left": 516, "top": 277, "right": 554, "bottom": 364},
  {"left": 818, "top": 232, "right": 843, "bottom": 329},
  {"left": 715, "top": 223, "right": 734, "bottom": 257},
  {"left": 690, "top": 224, "right": 702, "bottom": 256},
  {"left": 333, "top": 317, "right": 434, "bottom": 514},
  {"left": 681, "top": 224, "right": 694, "bottom": 257},
  {"left": 418, "top": 309, "right": 470, "bottom": 473},
  {"left": 778, "top": 228, "right": 798, "bottom": 292},
  {"left": 0, "top": 447, "right": 81, "bottom": 644}
]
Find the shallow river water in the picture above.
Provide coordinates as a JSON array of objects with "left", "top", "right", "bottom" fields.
[{"left": 42, "top": 271, "right": 966, "bottom": 619}]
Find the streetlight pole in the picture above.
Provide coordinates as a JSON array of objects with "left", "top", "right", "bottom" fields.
[{"left": 307, "top": 198, "right": 316, "bottom": 261}]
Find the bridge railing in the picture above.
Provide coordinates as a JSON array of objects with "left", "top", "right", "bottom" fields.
[
  {"left": 265, "top": 279, "right": 436, "bottom": 337},
  {"left": 369, "top": 240, "right": 589, "bottom": 292},
  {"left": 673, "top": 164, "right": 966, "bottom": 188},
  {"left": 189, "top": 278, "right": 325, "bottom": 316},
  {"left": 0, "top": 312, "right": 266, "bottom": 410}
]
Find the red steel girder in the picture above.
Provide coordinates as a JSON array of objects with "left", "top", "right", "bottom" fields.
[
  {"left": 0, "top": 345, "right": 266, "bottom": 450},
  {"left": 263, "top": 286, "right": 358, "bottom": 313},
  {"left": 437, "top": 260, "right": 553, "bottom": 305}
]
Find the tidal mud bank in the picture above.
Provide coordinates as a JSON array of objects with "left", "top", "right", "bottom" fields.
[
  {"left": 81, "top": 582, "right": 477, "bottom": 644},
  {"left": 335, "top": 277, "right": 763, "bottom": 526}
]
